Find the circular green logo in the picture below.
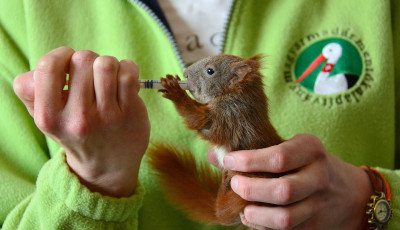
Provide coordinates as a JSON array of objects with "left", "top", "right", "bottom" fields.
[{"left": 294, "top": 38, "right": 363, "bottom": 95}]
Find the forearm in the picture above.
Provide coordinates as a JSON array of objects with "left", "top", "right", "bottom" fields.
[{"left": 2, "top": 151, "right": 145, "bottom": 230}]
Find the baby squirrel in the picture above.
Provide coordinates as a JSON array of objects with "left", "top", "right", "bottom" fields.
[{"left": 147, "top": 54, "right": 283, "bottom": 226}]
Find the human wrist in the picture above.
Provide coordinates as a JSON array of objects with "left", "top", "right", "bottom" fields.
[
  {"left": 66, "top": 152, "right": 142, "bottom": 197},
  {"left": 342, "top": 163, "right": 375, "bottom": 229}
]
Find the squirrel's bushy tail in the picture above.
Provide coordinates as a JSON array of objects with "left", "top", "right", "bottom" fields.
[{"left": 146, "top": 144, "right": 221, "bottom": 224}]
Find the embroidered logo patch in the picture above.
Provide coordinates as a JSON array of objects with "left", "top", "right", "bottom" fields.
[{"left": 283, "top": 28, "right": 374, "bottom": 107}]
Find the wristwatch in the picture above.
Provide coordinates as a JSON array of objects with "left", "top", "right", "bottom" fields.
[
  {"left": 366, "top": 192, "right": 392, "bottom": 229},
  {"left": 361, "top": 166, "right": 393, "bottom": 230}
]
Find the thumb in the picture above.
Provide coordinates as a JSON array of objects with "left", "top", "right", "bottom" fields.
[{"left": 14, "top": 70, "right": 35, "bottom": 116}]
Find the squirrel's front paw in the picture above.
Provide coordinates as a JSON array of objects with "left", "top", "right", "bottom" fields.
[{"left": 159, "top": 74, "right": 186, "bottom": 101}]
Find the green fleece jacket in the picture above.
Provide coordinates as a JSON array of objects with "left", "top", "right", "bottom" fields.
[{"left": 0, "top": 0, "right": 399, "bottom": 229}]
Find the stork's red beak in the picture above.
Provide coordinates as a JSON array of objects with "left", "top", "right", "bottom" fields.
[{"left": 296, "top": 54, "right": 326, "bottom": 84}]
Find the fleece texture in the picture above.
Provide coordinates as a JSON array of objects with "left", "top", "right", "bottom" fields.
[{"left": 0, "top": 0, "right": 399, "bottom": 229}]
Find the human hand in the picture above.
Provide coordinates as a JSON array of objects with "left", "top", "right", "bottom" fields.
[
  {"left": 13, "top": 47, "right": 150, "bottom": 197},
  {"left": 208, "top": 134, "right": 373, "bottom": 229}
]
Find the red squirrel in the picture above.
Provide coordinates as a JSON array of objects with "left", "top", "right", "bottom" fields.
[{"left": 147, "top": 54, "right": 283, "bottom": 226}]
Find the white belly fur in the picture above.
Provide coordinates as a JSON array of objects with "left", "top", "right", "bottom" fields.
[{"left": 213, "top": 145, "right": 228, "bottom": 168}]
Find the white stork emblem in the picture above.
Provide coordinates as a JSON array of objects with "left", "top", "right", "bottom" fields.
[{"left": 296, "top": 43, "right": 351, "bottom": 95}]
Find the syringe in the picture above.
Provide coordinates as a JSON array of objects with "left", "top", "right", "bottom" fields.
[{"left": 139, "top": 80, "right": 188, "bottom": 90}]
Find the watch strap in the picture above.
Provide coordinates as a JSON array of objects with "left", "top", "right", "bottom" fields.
[
  {"left": 359, "top": 166, "right": 392, "bottom": 230},
  {"left": 361, "top": 166, "right": 391, "bottom": 200}
]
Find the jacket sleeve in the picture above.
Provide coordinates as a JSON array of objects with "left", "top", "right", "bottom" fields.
[
  {"left": 393, "top": 0, "right": 400, "bottom": 167},
  {"left": 2, "top": 151, "right": 145, "bottom": 229},
  {"left": 376, "top": 1, "right": 400, "bottom": 229},
  {"left": 0, "top": 1, "right": 145, "bottom": 229}
]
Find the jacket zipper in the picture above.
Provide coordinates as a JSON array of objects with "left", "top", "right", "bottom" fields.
[
  {"left": 131, "top": 0, "right": 186, "bottom": 70},
  {"left": 219, "top": 0, "right": 237, "bottom": 54}
]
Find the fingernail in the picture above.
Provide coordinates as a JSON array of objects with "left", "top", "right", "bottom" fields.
[
  {"left": 239, "top": 212, "right": 248, "bottom": 225},
  {"left": 231, "top": 176, "right": 238, "bottom": 192},
  {"left": 224, "top": 155, "right": 235, "bottom": 169}
]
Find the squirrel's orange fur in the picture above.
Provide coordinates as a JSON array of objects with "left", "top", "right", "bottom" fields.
[{"left": 147, "top": 54, "right": 283, "bottom": 226}]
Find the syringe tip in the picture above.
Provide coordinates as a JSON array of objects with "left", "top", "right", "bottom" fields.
[{"left": 139, "top": 80, "right": 188, "bottom": 90}]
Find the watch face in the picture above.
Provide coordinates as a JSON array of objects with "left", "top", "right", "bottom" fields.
[{"left": 374, "top": 200, "right": 391, "bottom": 223}]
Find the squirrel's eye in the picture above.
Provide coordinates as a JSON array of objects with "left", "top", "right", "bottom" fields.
[{"left": 206, "top": 68, "right": 215, "bottom": 75}]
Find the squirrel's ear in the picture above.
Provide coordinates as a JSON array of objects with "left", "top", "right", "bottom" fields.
[
  {"left": 231, "top": 61, "right": 252, "bottom": 80},
  {"left": 230, "top": 55, "right": 262, "bottom": 80},
  {"left": 248, "top": 54, "right": 263, "bottom": 70}
]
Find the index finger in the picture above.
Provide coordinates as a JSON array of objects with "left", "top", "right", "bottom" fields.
[{"left": 224, "top": 134, "right": 324, "bottom": 173}]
